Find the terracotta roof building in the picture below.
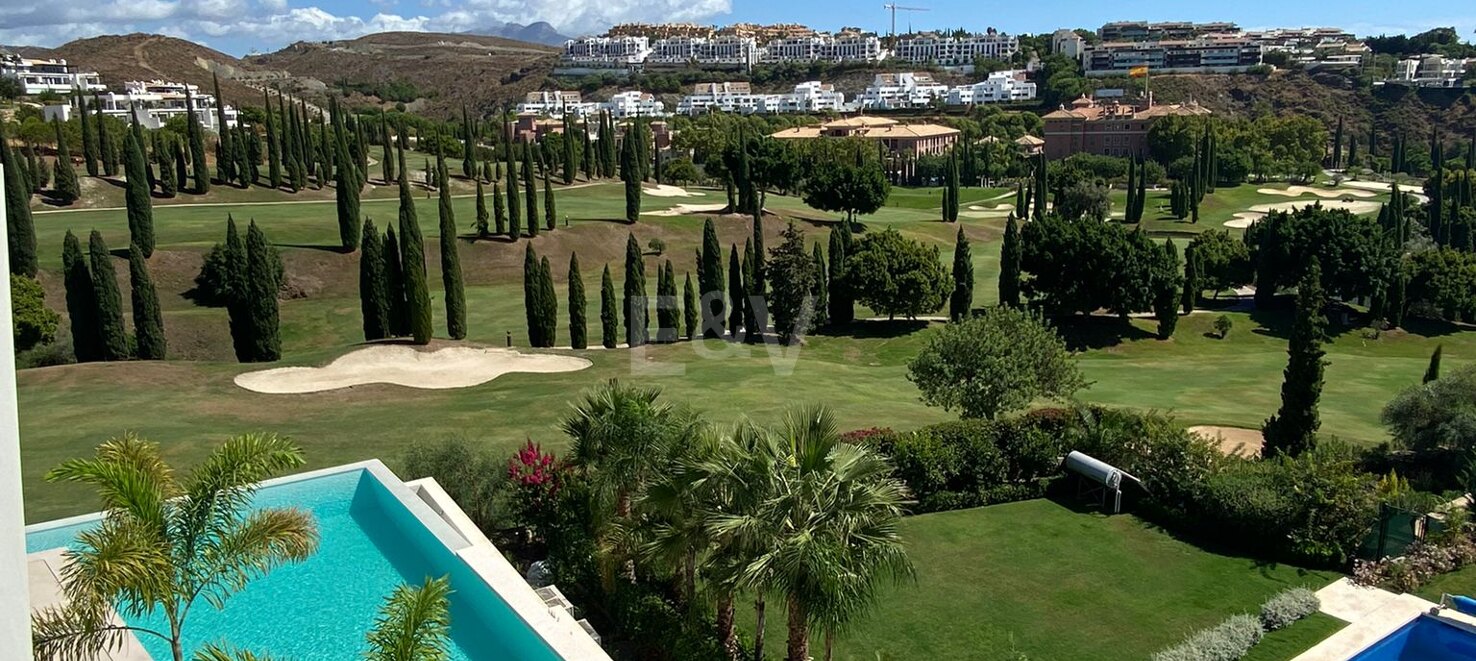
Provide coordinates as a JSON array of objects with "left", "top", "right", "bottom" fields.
[
  {"left": 1042, "top": 94, "right": 1209, "bottom": 160},
  {"left": 770, "top": 116, "right": 960, "bottom": 156}
]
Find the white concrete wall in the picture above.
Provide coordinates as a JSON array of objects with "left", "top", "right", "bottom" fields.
[{"left": 0, "top": 163, "right": 36, "bottom": 659}]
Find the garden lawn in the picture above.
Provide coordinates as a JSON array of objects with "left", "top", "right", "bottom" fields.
[
  {"left": 1414, "top": 564, "right": 1476, "bottom": 603},
  {"left": 738, "top": 498, "right": 1339, "bottom": 661},
  {"left": 1241, "top": 613, "right": 1347, "bottom": 661}
]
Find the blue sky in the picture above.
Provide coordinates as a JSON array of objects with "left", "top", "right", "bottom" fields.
[{"left": 0, "top": 0, "right": 1471, "bottom": 56}]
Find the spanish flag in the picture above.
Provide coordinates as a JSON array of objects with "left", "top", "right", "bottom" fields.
[{"left": 1129, "top": 66, "right": 1150, "bottom": 78}]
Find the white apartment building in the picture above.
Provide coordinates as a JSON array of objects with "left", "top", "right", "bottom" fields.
[
  {"left": 676, "top": 80, "right": 846, "bottom": 115},
  {"left": 648, "top": 35, "right": 760, "bottom": 68},
  {"left": 43, "top": 80, "right": 238, "bottom": 132},
  {"left": 893, "top": 31, "right": 1020, "bottom": 66},
  {"left": 859, "top": 72, "right": 949, "bottom": 109},
  {"left": 0, "top": 54, "right": 104, "bottom": 95},
  {"left": 755, "top": 33, "right": 887, "bottom": 64},
  {"left": 1392, "top": 54, "right": 1474, "bottom": 87},
  {"left": 516, "top": 90, "right": 587, "bottom": 116},
  {"left": 1052, "top": 29, "right": 1087, "bottom": 59},
  {"left": 826, "top": 32, "right": 886, "bottom": 62},
  {"left": 603, "top": 91, "right": 667, "bottom": 118},
  {"left": 561, "top": 35, "right": 651, "bottom": 66},
  {"left": 946, "top": 70, "right": 1037, "bottom": 105},
  {"left": 1247, "top": 27, "right": 1369, "bottom": 70}
]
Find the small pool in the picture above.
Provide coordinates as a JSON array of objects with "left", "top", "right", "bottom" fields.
[
  {"left": 26, "top": 464, "right": 563, "bottom": 660},
  {"left": 1351, "top": 615, "right": 1476, "bottom": 660}
]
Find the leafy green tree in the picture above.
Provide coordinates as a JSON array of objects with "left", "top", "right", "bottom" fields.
[
  {"left": 601, "top": 264, "right": 618, "bottom": 348},
  {"left": 244, "top": 221, "right": 282, "bottom": 361},
  {"left": 87, "top": 231, "right": 128, "bottom": 360},
  {"left": 999, "top": 213, "right": 1021, "bottom": 308},
  {"left": 52, "top": 120, "right": 79, "bottom": 204},
  {"left": 700, "top": 219, "right": 726, "bottom": 337},
  {"left": 122, "top": 130, "right": 156, "bottom": 257},
  {"left": 11, "top": 273, "right": 58, "bottom": 351},
  {"left": 801, "top": 145, "right": 889, "bottom": 224},
  {"left": 767, "top": 222, "right": 817, "bottom": 344},
  {"left": 1263, "top": 258, "right": 1327, "bottom": 457},
  {"left": 949, "top": 226, "right": 973, "bottom": 320},
  {"left": 364, "top": 577, "right": 453, "bottom": 661},
  {"left": 845, "top": 228, "right": 951, "bottom": 320},
  {"left": 437, "top": 158, "right": 466, "bottom": 340},
  {"left": 61, "top": 231, "right": 101, "bottom": 361},
  {"left": 683, "top": 272, "right": 698, "bottom": 340},
  {"left": 397, "top": 157, "right": 433, "bottom": 344},
  {"left": 624, "top": 233, "right": 649, "bottom": 346},
  {"left": 128, "top": 242, "right": 166, "bottom": 360},
  {"left": 30, "top": 434, "right": 317, "bottom": 661},
  {"left": 1021, "top": 216, "right": 1167, "bottom": 317},
  {"left": 1, "top": 122, "right": 38, "bottom": 276},
  {"left": 359, "top": 219, "right": 390, "bottom": 341},
  {"left": 1383, "top": 364, "right": 1476, "bottom": 454},
  {"left": 569, "top": 253, "right": 587, "bottom": 349},
  {"left": 907, "top": 307, "right": 1085, "bottom": 419}
]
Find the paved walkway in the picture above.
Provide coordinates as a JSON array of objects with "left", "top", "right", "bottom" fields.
[
  {"left": 29, "top": 548, "right": 153, "bottom": 660},
  {"left": 1290, "top": 578, "right": 1476, "bottom": 660}
]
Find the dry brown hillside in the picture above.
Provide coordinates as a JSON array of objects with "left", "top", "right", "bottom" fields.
[
  {"left": 15, "top": 33, "right": 303, "bottom": 105},
  {"left": 249, "top": 31, "right": 559, "bottom": 118}
]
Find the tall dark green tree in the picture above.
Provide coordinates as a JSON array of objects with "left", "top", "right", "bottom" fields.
[
  {"left": 523, "top": 245, "right": 541, "bottom": 346},
  {"left": 156, "top": 134, "right": 178, "bottom": 198},
  {"left": 600, "top": 264, "right": 618, "bottom": 348},
  {"left": 95, "top": 95, "right": 117, "bottom": 177},
  {"left": 2, "top": 123, "right": 38, "bottom": 276},
  {"left": 1181, "top": 242, "right": 1200, "bottom": 315},
  {"left": 438, "top": 156, "right": 467, "bottom": 340},
  {"left": 624, "top": 233, "right": 648, "bottom": 346},
  {"left": 78, "top": 89, "right": 98, "bottom": 176},
  {"left": 379, "top": 111, "right": 395, "bottom": 184},
  {"left": 505, "top": 142, "right": 521, "bottom": 239},
  {"left": 699, "top": 219, "right": 725, "bottom": 337},
  {"left": 543, "top": 155, "right": 557, "bottom": 231},
  {"left": 1263, "top": 257, "right": 1327, "bottom": 457},
  {"left": 750, "top": 215, "right": 767, "bottom": 337},
  {"left": 265, "top": 90, "right": 282, "bottom": 189},
  {"left": 475, "top": 179, "right": 490, "bottom": 237},
  {"left": 212, "top": 74, "right": 234, "bottom": 185},
  {"left": 122, "top": 130, "right": 156, "bottom": 257},
  {"left": 359, "top": 218, "right": 390, "bottom": 341},
  {"left": 397, "top": 150, "right": 433, "bottom": 344},
  {"left": 657, "top": 260, "right": 678, "bottom": 343},
  {"left": 728, "top": 244, "right": 745, "bottom": 339},
  {"left": 811, "top": 242, "right": 829, "bottom": 329},
  {"left": 61, "top": 231, "right": 101, "bottom": 361},
  {"left": 335, "top": 136, "right": 361, "bottom": 252},
  {"left": 384, "top": 227, "right": 409, "bottom": 337},
  {"left": 128, "top": 242, "right": 166, "bottom": 360},
  {"left": 741, "top": 240, "right": 758, "bottom": 344},
  {"left": 1332, "top": 116, "right": 1345, "bottom": 169},
  {"left": 53, "top": 120, "right": 80, "bottom": 203},
  {"left": 683, "top": 272, "right": 698, "bottom": 340},
  {"left": 621, "top": 130, "right": 641, "bottom": 223},
  {"left": 568, "top": 252, "right": 587, "bottom": 349},
  {"left": 1154, "top": 240, "right": 1180, "bottom": 339},
  {"left": 186, "top": 87, "right": 209, "bottom": 193},
  {"left": 88, "top": 231, "right": 128, "bottom": 360},
  {"left": 243, "top": 221, "right": 281, "bottom": 362},
  {"left": 523, "top": 143, "right": 539, "bottom": 236},
  {"left": 943, "top": 148, "right": 961, "bottom": 222},
  {"left": 998, "top": 213, "right": 1021, "bottom": 308},
  {"left": 562, "top": 115, "right": 577, "bottom": 185},
  {"left": 493, "top": 181, "right": 507, "bottom": 236},
  {"left": 1423, "top": 345, "right": 1443, "bottom": 384},
  {"left": 949, "top": 225, "right": 973, "bottom": 320},
  {"left": 461, "top": 107, "right": 477, "bottom": 180},
  {"left": 828, "top": 220, "right": 854, "bottom": 324},
  {"left": 539, "top": 255, "right": 558, "bottom": 347}
]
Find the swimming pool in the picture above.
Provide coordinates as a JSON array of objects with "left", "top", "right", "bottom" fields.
[
  {"left": 1350, "top": 614, "right": 1476, "bottom": 660},
  {"left": 25, "top": 463, "right": 571, "bottom": 660}
]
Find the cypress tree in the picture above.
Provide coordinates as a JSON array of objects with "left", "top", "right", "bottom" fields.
[
  {"left": 475, "top": 179, "right": 490, "bottom": 237},
  {"left": 811, "top": 242, "right": 829, "bottom": 329},
  {"left": 1388, "top": 268, "right": 1407, "bottom": 328},
  {"left": 1424, "top": 345, "right": 1443, "bottom": 384},
  {"left": 524, "top": 245, "right": 542, "bottom": 346},
  {"left": 943, "top": 148, "right": 960, "bottom": 222},
  {"left": 523, "top": 143, "right": 539, "bottom": 236},
  {"left": 243, "top": 221, "right": 281, "bottom": 362},
  {"left": 506, "top": 144, "right": 522, "bottom": 239},
  {"left": 384, "top": 227, "right": 409, "bottom": 337},
  {"left": 462, "top": 107, "right": 476, "bottom": 180},
  {"left": 683, "top": 272, "right": 698, "bottom": 340},
  {"left": 600, "top": 264, "right": 618, "bottom": 348},
  {"left": 624, "top": 233, "right": 648, "bottom": 346},
  {"left": 949, "top": 225, "right": 973, "bottom": 320},
  {"left": 1181, "top": 243, "right": 1200, "bottom": 315},
  {"left": 87, "top": 231, "right": 128, "bottom": 360},
  {"left": 1263, "top": 258, "right": 1327, "bottom": 458},
  {"left": 122, "top": 130, "right": 155, "bottom": 257},
  {"left": 212, "top": 75, "right": 234, "bottom": 184},
  {"left": 380, "top": 111, "right": 395, "bottom": 184},
  {"left": 543, "top": 159, "right": 558, "bottom": 231},
  {"left": 128, "top": 242, "right": 166, "bottom": 360},
  {"left": 581, "top": 119, "right": 595, "bottom": 180},
  {"left": 62, "top": 231, "right": 101, "bottom": 361},
  {"left": 700, "top": 219, "right": 725, "bottom": 336},
  {"left": 335, "top": 138, "right": 361, "bottom": 252},
  {"left": 657, "top": 259, "right": 678, "bottom": 343},
  {"left": 830, "top": 220, "right": 855, "bottom": 324},
  {"left": 1155, "top": 240, "right": 1180, "bottom": 340},
  {"left": 539, "top": 255, "right": 558, "bottom": 347},
  {"left": 219, "top": 216, "right": 251, "bottom": 360},
  {"left": 1332, "top": 116, "right": 1344, "bottom": 169},
  {"left": 186, "top": 86, "right": 209, "bottom": 193},
  {"left": 53, "top": 120, "right": 79, "bottom": 203},
  {"left": 157, "top": 135, "right": 177, "bottom": 198},
  {"left": 728, "top": 244, "right": 745, "bottom": 339},
  {"left": 751, "top": 215, "right": 767, "bottom": 336},
  {"left": 999, "top": 213, "right": 1021, "bottom": 308},
  {"left": 438, "top": 156, "right": 466, "bottom": 340},
  {"left": 562, "top": 116, "right": 577, "bottom": 185},
  {"left": 78, "top": 89, "right": 98, "bottom": 176},
  {"left": 621, "top": 130, "right": 641, "bottom": 223},
  {"left": 397, "top": 150, "right": 433, "bottom": 345},
  {"left": 568, "top": 252, "right": 587, "bottom": 349},
  {"left": 741, "top": 240, "right": 757, "bottom": 344},
  {"left": 493, "top": 181, "right": 508, "bottom": 236},
  {"left": 1126, "top": 157, "right": 1138, "bottom": 221},
  {"left": 265, "top": 91, "right": 282, "bottom": 188},
  {"left": 1033, "top": 153, "right": 1047, "bottom": 220},
  {"left": 95, "top": 95, "right": 117, "bottom": 177},
  {"left": 359, "top": 218, "right": 390, "bottom": 340},
  {"left": 1, "top": 123, "right": 38, "bottom": 276}
]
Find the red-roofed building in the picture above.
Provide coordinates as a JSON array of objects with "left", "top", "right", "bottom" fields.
[{"left": 1042, "top": 94, "right": 1210, "bottom": 160}]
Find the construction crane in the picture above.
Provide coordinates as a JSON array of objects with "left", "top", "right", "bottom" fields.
[{"left": 882, "top": 3, "right": 929, "bottom": 44}]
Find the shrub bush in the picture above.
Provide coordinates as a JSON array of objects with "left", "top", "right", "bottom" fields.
[
  {"left": 400, "top": 437, "right": 510, "bottom": 534},
  {"left": 882, "top": 417, "right": 1066, "bottom": 513},
  {"left": 1260, "top": 587, "right": 1319, "bottom": 631},
  {"left": 1152, "top": 614, "right": 1264, "bottom": 661}
]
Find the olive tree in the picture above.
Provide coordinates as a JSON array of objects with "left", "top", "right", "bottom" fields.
[{"left": 907, "top": 307, "right": 1085, "bottom": 419}]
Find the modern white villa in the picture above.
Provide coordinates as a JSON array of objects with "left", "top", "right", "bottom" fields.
[
  {"left": 42, "top": 80, "right": 239, "bottom": 132},
  {"left": 0, "top": 54, "right": 105, "bottom": 95}
]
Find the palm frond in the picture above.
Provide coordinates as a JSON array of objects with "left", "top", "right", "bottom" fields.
[
  {"left": 46, "top": 433, "right": 176, "bottom": 530},
  {"left": 193, "top": 507, "right": 318, "bottom": 610},
  {"left": 194, "top": 641, "right": 284, "bottom": 661},
  {"left": 365, "top": 577, "right": 454, "bottom": 661}
]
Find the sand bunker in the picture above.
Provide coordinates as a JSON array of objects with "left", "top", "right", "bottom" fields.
[
  {"left": 1224, "top": 212, "right": 1264, "bottom": 229},
  {"left": 1258, "top": 186, "right": 1377, "bottom": 199},
  {"left": 643, "top": 184, "right": 706, "bottom": 198},
  {"left": 234, "top": 345, "right": 591, "bottom": 394},
  {"left": 1188, "top": 425, "right": 1265, "bottom": 457},
  {"left": 1224, "top": 199, "right": 1381, "bottom": 228},
  {"left": 1340, "top": 180, "right": 1429, "bottom": 202},
  {"left": 642, "top": 203, "right": 730, "bottom": 217}
]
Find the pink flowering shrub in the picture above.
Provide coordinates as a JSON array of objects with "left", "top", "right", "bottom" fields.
[{"left": 507, "top": 439, "right": 565, "bottom": 525}]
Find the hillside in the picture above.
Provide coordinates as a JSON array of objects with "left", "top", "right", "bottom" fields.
[
  {"left": 249, "top": 31, "right": 559, "bottom": 116},
  {"left": 14, "top": 33, "right": 307, "bottom": 104},
  {"left": 465, "top": 21, "right": 572, "bottom": 46}
]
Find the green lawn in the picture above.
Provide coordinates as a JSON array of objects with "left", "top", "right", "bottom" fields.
[
  {"left": 1414, "top": 563, "right": 1476, "bottom": 603},
  {"left": 737, "top": 499, "right": 1338, "bottom": 661},
  {"left": 1241, "top": 613, "right": 1347, "bottom": 661}
]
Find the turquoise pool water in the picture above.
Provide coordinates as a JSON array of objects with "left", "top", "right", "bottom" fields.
[
  {"left": 1350, "top": 615, "right": 1476, "bottom": 660},
  {"left": 26, "top": 467, "right": 562, "bottom": 660}
]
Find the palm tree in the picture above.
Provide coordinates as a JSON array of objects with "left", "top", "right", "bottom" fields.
[
  {"left": 30, "top": 433, "right": 319, "bottom": 661},
  {"left": 365, "top": 577, "right": 453, "bottom": 661},
  {"left": 562, "top": 379, "right": 688, "bottom": 581},
  {"left": 713, "top": 406, "right": 914, "bottom": 661},
  {"left": 632, "top": 424, "right": 719, "bottom": 606}
]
